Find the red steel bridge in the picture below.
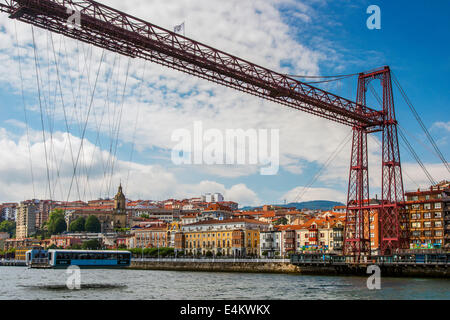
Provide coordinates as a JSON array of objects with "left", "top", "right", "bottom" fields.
[{"left": 0, "top": 0, "right": 409, "bottom": 259}]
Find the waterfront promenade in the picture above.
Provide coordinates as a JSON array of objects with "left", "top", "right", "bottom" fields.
[
  {"left": 129, "top": 257, "right": 450, "bottom": 278},
  {"left": 2, "top": 256, "right": 448, "bottom": 278}
]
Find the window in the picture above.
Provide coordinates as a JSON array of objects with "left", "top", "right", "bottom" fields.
[
  {"left": 425, "top": 195, "right": 430, "bottom": 200},
  {"left": 435, "top": 221, "right": 442, "bottom": 228},
  {"left": 411, "top": 222, "right": 421, "bottom": 228},
  {"left": 412, "top": 204, "right": 420, "bottom": 210},
  {"left": 435, "top": 212, "right": 442, "bottom": 218},
  {"left": 424, "top": 203, "right": 431, "bottom": 210},
  {"left": 424, "top": 222, "right": 431, "bottom": 228},
  {"left": 435, "top": 203, "right": 442, "bottom": 209},
  {"left": 435, "top": 231, "right": 442, "bottom": 236},
  {"left": 424, "top": 231, "right": 432, "bottom": 237},
  {"left": 424, "top": 212, "right": 431, "bottom": 219}
]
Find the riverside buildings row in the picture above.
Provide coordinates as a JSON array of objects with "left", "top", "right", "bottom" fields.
[{"left": 2, "top": 181, "right": 450, "bottom": 257}]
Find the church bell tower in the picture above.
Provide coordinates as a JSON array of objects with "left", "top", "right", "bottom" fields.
[{"left": 114, "top": 183, "right": 126, "bottom": 214}]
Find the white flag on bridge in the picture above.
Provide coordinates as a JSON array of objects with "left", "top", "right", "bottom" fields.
[{"left": 174, "top": 22, "right": 185, "bottom": 35}]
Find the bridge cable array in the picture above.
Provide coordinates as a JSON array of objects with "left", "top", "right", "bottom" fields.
[
  {"left": 368, "top": 82, "right": 438, "bottom": 187},
  {"left": 290, "top": 129, "right": 353, "bottom": 204},
  {"left": 14, "top": 20, "right": 36, "bottom": 200},
  {"left": 392, "top": 72, "right": 450, "bottom": 174},
  {"left": 15, "top": 26, "right": 143, "bottom": 202}
]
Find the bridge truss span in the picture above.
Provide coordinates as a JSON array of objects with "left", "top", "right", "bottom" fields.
[{"left": 0, "top": 0, "right": 408, "bottom": 258}]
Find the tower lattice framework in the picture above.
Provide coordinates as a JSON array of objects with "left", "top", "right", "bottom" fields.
[{"left": 344, "top": 67, "right": 408, "bottom": 259}]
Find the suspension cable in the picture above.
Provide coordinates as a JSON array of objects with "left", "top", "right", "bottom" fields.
[
  {"left": 367, "top": 134, "right": 421, "bottom": 189},
  {"left": 14, "top": 21, "right": 36, "bottom": 200},
  {"left": 368, "top": 82, "right": 437, "bottom": 186},
  {"left": 288, "top": 72, "right": 360, "bottom": 79},
  {"left": 49, "top": 31, "right": 82, "bottom": 201},
  {"left": 304, "top": 74, "right": 356, "bottom": 85},
  {"left": 125, "top": 60, "right": 148, "bottom": 194},
  {"left": 291, "top": 130, "right": 353, "bottom": 203},
  {"left": 31, "top": 26, "right": 53, "bottom": 201},
  {"left": 398, "top": 128, "right": 437, "bottom": 186},
  {"left": 392, "top": 72, "right": 449, "bottom": 174},
  {"left": 107, "top": 57, "right": 132, "bottom": 196},
  {"left": 66, "top": 48, "right": 106, "bottom": 202}
]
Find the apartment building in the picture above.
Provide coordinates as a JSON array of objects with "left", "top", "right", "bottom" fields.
[
  {"left": 405, "top": 181, "right": 449, "bottom": 249},
  {"left": 132, "top": 225, "right": 168, "bottom": 248},
  {"left": 180, "top": 218, "right": 269, "bottom": 256},
  {"left": 260, "top": 229, "right": 282, "bottom": 257},
  {"left": 16, "top": 201, "right": 38, "bottom": 239},
  {"left": 0, "top": 203, "right": 18, "bottom": 221}
]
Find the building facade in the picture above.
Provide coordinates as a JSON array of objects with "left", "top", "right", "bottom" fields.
[
  {"left": 132, "top": 226, "right": 168, "bottom": 248},
  {"left": 50, "top": 235, "right": 82, "bottom": 248},
  {"left": 16, "top": 201, "right": 37, "bottom": 239},
  {"left": 405, "top": 182, "right": 449, "bottom": 249},
  {"left": 0, "top": 203, "right": 18, "bottom": 221},
  {"left": 260, "top": 229, "right": 282, "bottom": 258},
  {"left": 180, "top": 219, "right": 269, "bottom": 256},
  {"left": 36, "top": 200, "right": 53, "bottom": 230},
  {"left": 65, "top": 185, "right": 128, "bottom": 233}
]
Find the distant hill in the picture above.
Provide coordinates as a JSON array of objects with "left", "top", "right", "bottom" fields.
[{"left": 241, "top": 200, "right": 344, "bottom": 212}]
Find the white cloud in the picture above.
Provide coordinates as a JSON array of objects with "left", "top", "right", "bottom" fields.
[
  {"left": 0, "top": 127, "right": 261, "bottom": 206},
  {"left": 0, "top": 0, "right": 341, "bottom": 181},
  {"left": 432, "top": 121, "right": 450, "bottom": 132},
  {"left": 224, "top": 184, "right": 261, "bottom": 207},
  {"left": 281, "top": 186, "right": 347, "bottom": 203}
]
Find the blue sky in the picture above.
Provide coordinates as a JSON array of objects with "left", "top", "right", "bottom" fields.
[{"left": 0, "top": 0, "right": 448, "bottom": 206}]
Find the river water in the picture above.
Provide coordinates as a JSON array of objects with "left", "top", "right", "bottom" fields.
[{"left": 0, "top": 266, "right": 449, "bottom": 300}]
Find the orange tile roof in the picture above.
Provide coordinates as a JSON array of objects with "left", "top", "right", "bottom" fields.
[{"left": 184, "top": 218, "right": 269, "bottom": 227}]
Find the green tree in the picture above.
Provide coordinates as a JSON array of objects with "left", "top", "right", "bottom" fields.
[
  {"left": 0, "top": 220, "right": 16, "bottom": 237},
  {"left": 159, "top": 247, "right": 174, "bottom": 257},
  {"left": 47, "top": 210, "right": 67, "bottom": 235},
  {"left": 48, "top": 218, "right": 67, "bottom": 235},
  {"left": 85, "top": 216, "right": 101, "bottom": 233},
  {"left": 82, "top": 239, "right": 102, "bottom": 250},
  {"left": 48, "top": 209, "right": 65, "bottom": 223},
  {"left": 69, "top": 217, "right": 86, "bottom": 232},
  {"left": 274, "top": 217, "right": 288, "bottom": 226}
]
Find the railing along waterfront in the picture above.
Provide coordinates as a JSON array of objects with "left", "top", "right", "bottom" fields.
[
  {"left": 0, "top": 259, "right": 27, "bottom": 266},
  {"left": 132, "top": 258, "right": 290, "bottom": 263},
  {"left": 290, "top": 252, "right": 450, "bottom": 266}
]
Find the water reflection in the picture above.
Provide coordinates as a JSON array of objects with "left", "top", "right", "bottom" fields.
[{"left": 0, "top": 267, "right": 449, "bottom": 300}]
